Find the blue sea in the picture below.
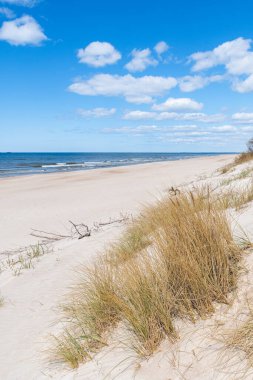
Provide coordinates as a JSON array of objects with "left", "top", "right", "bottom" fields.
[{"left": 0, "top": 152, "right": 230, "bottom": 178}]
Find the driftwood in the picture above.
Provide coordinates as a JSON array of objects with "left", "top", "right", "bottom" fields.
[
  {"left": 69, "top": 221, "right": 91, "bottom": 239},
  {"left": 29, "top": 214, "right": 129, "bottom": 242},
  {"left": 30, "top": 229, "right": 71, "bottom": 241},
  {"left": 168, "top": 186, "right": 181, "bottom": 196}
]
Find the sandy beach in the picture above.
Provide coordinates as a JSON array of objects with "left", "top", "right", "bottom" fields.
[
  {"left": 0, "top": 155, "right": 233, "bottom": 252},
  {"left": 2, "top": 153, "right": 253, "bottom": 380}
]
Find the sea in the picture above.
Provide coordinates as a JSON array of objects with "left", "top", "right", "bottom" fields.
[{"left": 0, "top": 152, "right": 230, "bottom": 178}]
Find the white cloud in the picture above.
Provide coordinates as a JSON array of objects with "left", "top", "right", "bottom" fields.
[
  {"left": 122, "top": 109, "right": 225, "bottom": 123},
  {"left": 104, "top": 124, "right": 198, "bottom": 135},
  {"left": 77, "top": 107, "right": 116, "bottom": 118},
  {"left": 233, "top": 75, "right": 253, "bottom": 93},
  {"left": 163, "top": 136, "right": 222, "bottom": 144},
  {"left": 179, "top": 75, "right": 224, "bottom": 92},
  {"left": 190, "top": 38, "right": 252, "bottom": 72},
  {"left": 0, "top": 7, "right": 15, "bottom": 18},
  {"left": 170, "top": 124, "right": 197, "bottom": 130},
  {"left": 0, "top": 0, "right": 38, "bottom": 6},
  {"left": 212, "top": 125, "right": 237, "bottom": 132},
  {"left": 152, "top": 97, "right": 203, "bottom": 112},
  {"left": 232, "top": 112, "right": 253, "bottom": 124},
  {"left": 241, "top": 126, "right": 253, "bottom": 132},
  {"left": 77, "top": 41, "right": 121, "bottom": 67},
  {"left": 123, "top": 110, "right": 156, "bottom": 120},
  {"left": 154, "top": 41, "right": 169, "bottom": 55},
  {"left": 172, "top": 131, "right": 211, "bottom": 137},
  {"left": 125, "top": 48, "right": 158, "bottom": 72},
  {"left": 104, "top": 125, "right": 159, "bottom": 134},
  {"left": 69, "top": 74, "right": 177, "bottom": 104},
  {"left": 190, "top": 37, "right": 253, "bottom": 93},
  {"left": 156, "top": 112, "right": 225, "bottom": 123},
  {"left": 0, "top": 15, "right": 47, "bottom": 45}
]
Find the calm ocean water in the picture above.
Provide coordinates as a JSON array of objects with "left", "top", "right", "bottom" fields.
[{"left": 0, "top": 152, "right": 229, "bottom": 178}]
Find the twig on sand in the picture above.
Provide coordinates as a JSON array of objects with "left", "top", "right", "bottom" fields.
[
  {"left": 29, "top": 214, "right": 130, "bottom": 242},
  {"left": 69, "top": 221, "right": 91, "bottom": 239},
  {"left": 30, "top": 229, "right": 71, "bottom": 241},
  {"left": 93, "top": 214, "right": 129, "bottom": 230},
  {"left": 168, "top": 186, "right": 181, "bottom": 196}
]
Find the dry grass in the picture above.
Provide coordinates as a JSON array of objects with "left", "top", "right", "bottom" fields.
[
  {"left": 0, "top": 294, "right": 4, "bottom": 307},
  {"left": 217, "top": 181, "right": 253, "bottom": 211},
  {"left": 226, "top": 310, "right": 253, "bottom": 366},
  {"left": 234, "top": 152, "right": 253, "bottom": 166},
  {"left": 54, "top": 189, "right": 243, "bottom": 368},
  {"left": 221, "top": 167, "right": 253, "bottom": 186},
  {"left": 5, "top": 244, "right": 46, "bottom": 276},
  {"left": 220, "top": 152, "right": 253, "bottom": 174}
]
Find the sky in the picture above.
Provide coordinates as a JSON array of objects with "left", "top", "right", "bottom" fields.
[{"left": 1, "top": 0, "right": 253, "bottom": 152}]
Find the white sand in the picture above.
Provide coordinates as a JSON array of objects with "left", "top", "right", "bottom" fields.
[{"left": 2, "top": 154, "right": 253, "bottom": 380}]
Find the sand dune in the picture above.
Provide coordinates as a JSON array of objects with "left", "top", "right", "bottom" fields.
[{"left": 3, "top": 154, "right": 253, "bottom": 380}]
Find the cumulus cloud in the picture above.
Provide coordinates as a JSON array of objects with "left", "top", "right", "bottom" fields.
[
  {"left": 157, "top": 112, "right": 224, "bottom": 122},
  {"left": 77, "top": 107, "right": 116, "bottom": 118},
  {"left": 103, "top": 119, "right": 244, "bottom": 147},
  {"left": 232, "top": 112, "right": 253, "bottom": 123},
  {"left": 241, "top": 126, "right": 253, "bottom": 132},
  {"left": 125, "top": 48, "right": 158, "bottom": 72},
  {"left": 152, "top": 97, "right": 203, "bottom": 112},
  {"left": 123, "top": 110, "right": 156, "bottom": 120},
  {"left": 0, "top": 15, "right": 47, "bottom": 45},
  {"left": 163, "top": 136, "right": 223, "bottom": 144},
  {"left": 0, "top": 6, "right": 15, "bottom": 18},
  {"left": 69, "top": 74, "right": 177, "bottom": 104},
  {"left": 190, "top": 37, "right": 253, "bottom": 93},
  {"left": 104, "top": 124, "right": 199, "bottom": 135},
  {"left": 104, "top": 125, "right": 160, "bottom": 134},
  {"left": 179, "top": 75, "right": 224, "bottom": 92},
  {"left": 77, "top": 41, "right": 121, "bottom": 67},
  {"left": 233, "top": 75, "right": 253, "bottom": 93},
  {"left": 212, "top": 125, "right": 237, "bottom": 132},
  {"left": 190, "top": 38, "right": 252, "bottom": 72},
  {"left": 0, "top": 0, "right": 38, "bottom": 6},
  {"left": 154, "top": 41, "right": 169, "bottom": 55},
  {"left": 123, "top": 109, "right": 225, "bottom": 123}
]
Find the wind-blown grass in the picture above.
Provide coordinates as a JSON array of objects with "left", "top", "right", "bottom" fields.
[
  {"left": 54, "top": 188, "right": 243, "bottom": 368},
  {"left": 234, "top": 152, "right": 253, "bottom": 166},
  {"left": 217, "top": 182, "right": 253, "bottom": 211},
  {"left": 0, "top": 294, "right": 4, "bottom": 307},
  {"left": 221, "top": 152, "right": 253, "bottom": 174},
  {"left": 225, "top": 310, "right": 253, "bottom": 366},
  {"left": 221, "top": 167, "right": 253, "bottom": 186}
]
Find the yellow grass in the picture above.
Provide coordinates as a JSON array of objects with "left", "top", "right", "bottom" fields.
[
  {"left": 221, "top": 167, "right": 253, "bottom": 186},
  {"left": 0, "top": 294, "right": 3, "bottom": 307},
  {"left": 54, "top": 189, "right": 242, "bottom": 368},
  {"left": 220, "top": 152, "right": 253, "bottom": 174},
  {"left": 234, "top": 152, "right": 253, "bottom": 166},
  {"left": 226, "top": 310, "right": 253, "bottom": 366},
  {"left": 217, "top": 182, "right": 253, "bottom": 211}
]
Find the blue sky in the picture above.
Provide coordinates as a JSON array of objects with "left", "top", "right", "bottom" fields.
[{"left": 1, "top": 0, "right": 253, "bottom": 152}]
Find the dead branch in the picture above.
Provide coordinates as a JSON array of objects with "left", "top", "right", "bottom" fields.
[
  {"left": 168, "top": 186, "right": 181, "bottom": 196},
  {"left": 30, "top": 228, "right": 71, "bottom": 241},
  {"left": 69, "top": 221, "right": 91, "bottom": 239},
  {"left": 28, "top": 214, "right": 130, "bottom": 245},
  {"left": 93, "top": 214, "right": 129, "bottom": 230}
]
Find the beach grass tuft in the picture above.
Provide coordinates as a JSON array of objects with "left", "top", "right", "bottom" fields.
[
  {"left": 220, "top": 152, "right": 253, "bottom": 174},
  {"left": 225, "top": 309, "right": 253, "bottom": 366},
  {"left": 217, "top": 181, "right": 253, "bottom": 210},
  {"left": 0, "top": 294, "right": 4, "bottom": 307},
  {"left": 54, "top": 188, "right": 243, "bottom": 367}
]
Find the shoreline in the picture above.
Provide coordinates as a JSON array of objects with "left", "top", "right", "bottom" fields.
[
  {"left": 0, "top": 154, "right": 235, "bottom": 253},
  {"left": 0, "top": 153, "right": 235, "bottom": 182},
  {"left": 3, "top": 152, "right": 253, "bottom": 380}
]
